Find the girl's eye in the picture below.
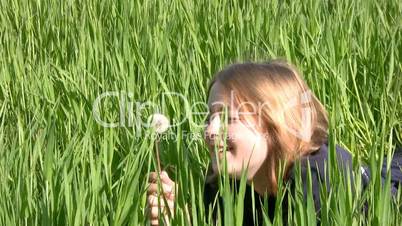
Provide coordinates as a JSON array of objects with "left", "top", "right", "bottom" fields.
[
  {"left": 205, "top": 112, "right": 220, "bottom": 124},
  {"left": 205, "top": 114, "right": 213, "bottom": 124},
  {"left": 204, "top": 112, "right": 238, "bottom": 125}
]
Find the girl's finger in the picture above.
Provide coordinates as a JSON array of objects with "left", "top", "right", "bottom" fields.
[
  {"left": 148, "top": 172, "right": 158, "bottom": 182},
  {"left": 149, "top": 207, "right": 159, "bottom": 218},
  {"left": 150, "top": 219, "right": 159, "bottom": 226},
  {"left": 148, "top": 171, "right": 176, "bottom": 187},
  {"left": 160, "top": 171, "right": 175, "bottom": 186},
  {"left": 149, "top": 204, "right": 174, "bottom": 218},
  {"left": 148, "top": 195, "right": 175, "bottom": 209},
  {"left": 164, "top": 192, "right": 175, "bottom": 201},
  {"left": 147, "top": 183, "right": 173, "bottom": 195},
  {"left": 148, "top": 195, "right": 166, "bottom": 207},
  {"left": 150, "top": 206, "right": 168, "bottom": 217}
]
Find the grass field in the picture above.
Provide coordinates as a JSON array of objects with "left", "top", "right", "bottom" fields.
[{"left": 0, "top": 0, "right": 401, "bottom": 225}]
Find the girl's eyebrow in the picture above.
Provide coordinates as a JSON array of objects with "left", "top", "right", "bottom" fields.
[{"left": 208, "top": 104, "right": 231, "bottom": 114}]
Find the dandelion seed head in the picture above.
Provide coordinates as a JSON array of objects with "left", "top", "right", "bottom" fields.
[{"left": 149, "top": 113, "right": 170, "bottom": 134}]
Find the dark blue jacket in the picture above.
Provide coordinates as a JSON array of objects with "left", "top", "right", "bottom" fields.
[{"left": 203, "top": 142, "right": 402, "bottom": 225}]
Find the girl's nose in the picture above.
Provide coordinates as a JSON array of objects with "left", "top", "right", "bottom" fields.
[{"left": 204, "top": 115, "right": 222, "bottom": 146}]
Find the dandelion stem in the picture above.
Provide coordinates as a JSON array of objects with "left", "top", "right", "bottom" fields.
[{"left": 154, "top": 136, "right": 162, "bottom": 173}]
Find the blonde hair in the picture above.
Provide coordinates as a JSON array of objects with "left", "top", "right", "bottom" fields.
[{"left": 207, "top": 60, "right": 328, "bottom": 195}]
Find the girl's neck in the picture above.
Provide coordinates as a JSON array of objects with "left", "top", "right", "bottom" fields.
[
  {"left": 248, "top": 160, "right": 294, "bottom": 197},
  {"left": 248, "top": 160, "right": 271, "bottom": 196}
]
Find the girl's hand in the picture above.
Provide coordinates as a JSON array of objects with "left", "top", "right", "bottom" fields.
[{"left": 147, "top": 171, "right": 176, "bottom": 226}]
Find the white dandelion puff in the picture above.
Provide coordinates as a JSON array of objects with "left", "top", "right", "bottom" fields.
[
  {"left": 149, "top": 113, "right": 170, "bottom": 134},
  {"left": 148, "top": 113, "right": 170, "bottom": 174}
]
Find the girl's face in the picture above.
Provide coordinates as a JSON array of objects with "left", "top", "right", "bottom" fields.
[{"left": 204, "top": 81, "right": 269, "bottom": 180}]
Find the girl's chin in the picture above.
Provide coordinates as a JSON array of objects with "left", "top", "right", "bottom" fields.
[
  {"left": 211, "top": 157, "right": 237, "bottom": 173},
  {"left": 218, "top": 151, "right": 225, "bottom": 159}
]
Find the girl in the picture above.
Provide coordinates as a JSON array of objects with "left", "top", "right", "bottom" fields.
[{"left": 146, "top": 60, "right": 402, "bottom": 225}]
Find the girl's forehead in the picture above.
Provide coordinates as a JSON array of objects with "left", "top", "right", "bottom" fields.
[
  {"left": 207, "top": 92, "right": 238, "bottom": 115},
  {"left": 208, "top": 98, "right": 254, "bottom": 119},
  {"left": 207, "top": 81, "right": 237, "bottom": 110},
  {"left": 208, "top": 82, "right": 229, "bottom": 101},
  {"left": 208, "top": 102, "right": 237, "bottom": 116},
  {"left": 207, "top": 81, "right": 259, "bottom": 120},
  {"left": 208, "top": 84, "right": 258, "bottom": 119}
]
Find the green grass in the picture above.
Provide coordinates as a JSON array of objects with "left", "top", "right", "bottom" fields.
[{"left": 0, "top": 0, "right": 401, "bottom": 225}]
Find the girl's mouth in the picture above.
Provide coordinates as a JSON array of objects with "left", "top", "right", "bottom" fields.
[
  {"left": 211, "top": 145, "right": 234, "bottom": 159},
  {"left": 218, "top": 147, "right": 233, "bottom": 154},
  {"left": 218, "top": 151, "right": 224, "bottom": 159}
]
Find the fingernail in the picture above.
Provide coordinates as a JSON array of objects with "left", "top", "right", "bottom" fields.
[
  {"left": 167, "top": 185, "right": 173, "bottom": 193},
  {"left": 168, "top": 193, "right": 174, "bottom": 200}
]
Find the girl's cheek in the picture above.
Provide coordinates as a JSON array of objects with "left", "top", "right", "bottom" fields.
[{"left": 227, "top": 126, "right": 241, "bottom": 141}]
